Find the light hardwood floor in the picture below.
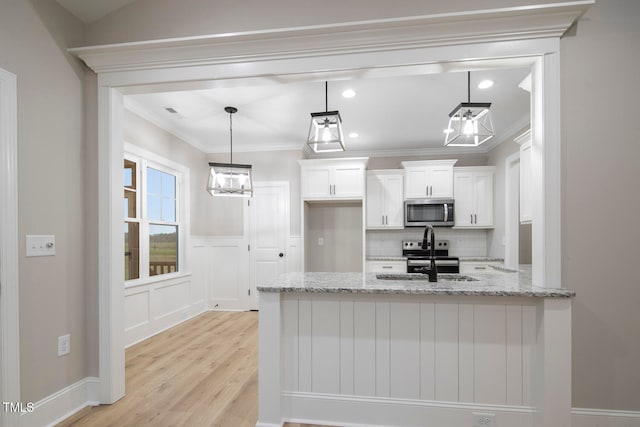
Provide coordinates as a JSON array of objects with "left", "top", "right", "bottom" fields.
[{"left": 56, "top": 311, "right": 328, "bottom": 427}]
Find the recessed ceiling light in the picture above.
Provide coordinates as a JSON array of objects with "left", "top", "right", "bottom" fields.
[
  {"left": 348, "top": 132, "right": 359, "bottom": 138},
  {"left": 443, "top": 128, "right": 454, "bottom": 134},
  {"left": 342, "top": 89, "right": 356, "bottom": 98},
  {"left": 478, "top": 80, "right": 494, "bottom": 89}
]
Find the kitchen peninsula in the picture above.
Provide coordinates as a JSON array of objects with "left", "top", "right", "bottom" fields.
[{"left": 256, "top": 268, "right": 574, "bottom": 427}]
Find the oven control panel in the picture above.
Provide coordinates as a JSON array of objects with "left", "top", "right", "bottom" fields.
[{"left": 402, "top": 240, "right": 449, "bottom": 250}]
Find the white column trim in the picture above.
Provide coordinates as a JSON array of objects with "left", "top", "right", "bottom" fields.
[
  {"left": 97, "top": 84, "right": 126, "bottom": 403},
  {"left": 0, "top": 66, "right": 20, "bottom": 427}
]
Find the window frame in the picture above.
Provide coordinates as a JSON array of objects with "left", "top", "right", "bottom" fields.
[{"left": 124, "top": 143, "right": 189, "bottom": 287}]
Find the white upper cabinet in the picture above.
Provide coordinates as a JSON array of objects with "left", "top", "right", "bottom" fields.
[
  {"left": 366, "top": 170, "right": 404, "bottom": 229},
  {"left": 516, "top": 130, "right": 532, "bottom": 224},
  {"left": 299, "top": 158, "right": 368, "bottom": 200},
  {"left": 402, "top": 160, "right": 457, "bottom": 199},
  {"left": 453, "top": 166, "right": 494, "bottom": 228}
]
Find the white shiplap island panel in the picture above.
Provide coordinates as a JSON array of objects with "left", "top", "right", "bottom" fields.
[
  {"left": 257, "top": 271, "right": 573, "bottom": 427},
  {"left": 282, "top": 293, "right": 535, "bottom": 404}
]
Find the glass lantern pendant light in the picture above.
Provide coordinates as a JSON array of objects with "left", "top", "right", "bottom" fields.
[
  {"left": 444, "top": 71, "right": 495, "bottom": 147},
  {"left": 307, "top": 81, "right": 345, "bottom": 153},
  {"left": 207, "top": 106, "right": 253, "bottom": 197}
]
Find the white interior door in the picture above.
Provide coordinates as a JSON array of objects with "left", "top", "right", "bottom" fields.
[{"left": 249, "top": 182, "right": 290, "bottom": 310}]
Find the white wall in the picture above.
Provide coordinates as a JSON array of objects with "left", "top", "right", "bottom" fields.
[
  {"left": 560, "top": 0, "right": 640, "bottom": 411},
  {"left": 0, "top": 0, "right": 88, "bottom": 403}
]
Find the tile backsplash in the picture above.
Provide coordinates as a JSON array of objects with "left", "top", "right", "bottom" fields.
[{"left": 366, "top": 228, "right": 488, "bottom": 258}]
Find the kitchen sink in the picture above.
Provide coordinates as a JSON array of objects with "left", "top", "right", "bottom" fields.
[{"left": 376, "top": 273, "right": 479, "bottom": 282}]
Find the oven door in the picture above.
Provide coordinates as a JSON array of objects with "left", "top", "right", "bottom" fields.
[{"left": 404, "top": 199, "right": 454, "bottom": 227}]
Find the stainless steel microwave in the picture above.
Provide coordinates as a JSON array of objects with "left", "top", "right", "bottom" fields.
[{"left": 404, "top": 198, "right": 455, "bottom": 227}]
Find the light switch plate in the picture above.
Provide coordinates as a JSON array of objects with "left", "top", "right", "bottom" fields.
[{"left": 26, "top": 235, "right": 55, "bottom": 257}]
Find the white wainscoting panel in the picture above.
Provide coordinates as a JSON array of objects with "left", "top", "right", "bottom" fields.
[
  {"left": 192, "top": 236, "right": 249, "bottom": 311},
  {"left": 124, "top": 272, "right": 205, "bottom": 347},
  {"left": 282, "top": 293, "right": 538, "bottom": 408}
]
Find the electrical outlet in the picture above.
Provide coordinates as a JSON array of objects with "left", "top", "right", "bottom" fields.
[
  {"left": 472, "top": 412, "right": 495, "bottom": 427},
  {"left": 318, "top": 237, "right": 324, "bottom": 246},
  {"left": 58, "top": 334, "right": 70, "bottom": 356}
]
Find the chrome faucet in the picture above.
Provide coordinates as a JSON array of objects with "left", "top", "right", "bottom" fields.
[{"left": 421, "top": 225, "right": 438, "bottom": 282}]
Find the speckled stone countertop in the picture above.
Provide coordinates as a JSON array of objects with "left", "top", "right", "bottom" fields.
[
  {"left": 257, "top": 265, "right": 575, "bottom": 298},
  {"left": 366, "top": 256, "right": 407, "bottom": 261}
]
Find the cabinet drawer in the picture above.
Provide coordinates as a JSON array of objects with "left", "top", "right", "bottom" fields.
[{"left": 366, "top": 260, "right": 407, "bottom": 273}]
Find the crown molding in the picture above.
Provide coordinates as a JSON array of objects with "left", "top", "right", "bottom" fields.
[{"left": 70, "top": 2, "right": 593, "bottom": 74}]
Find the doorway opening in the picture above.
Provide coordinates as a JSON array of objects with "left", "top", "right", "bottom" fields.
[{"left": 74, "top": 8, "right": 572, "bottom": 403}]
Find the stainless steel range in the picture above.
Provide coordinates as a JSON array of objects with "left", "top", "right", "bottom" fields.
[{"left": 403, "top": 240, "right": 460, "bottom": 274}]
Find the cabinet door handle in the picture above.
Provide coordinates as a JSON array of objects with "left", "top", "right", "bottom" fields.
[
  {"left": 382, "top": 266, "right": 392, "bottom": 269},
  {"left": 385, "top": 215, "right": 388, "bottom": 225},
  {"left": 470, "top": 214, "right": 473, "bottom": 224},
  {"left": 430, "top": 185, "right": 432, "bottom": 196},
  {"left": 426, "top": 186, "right": 429, "bottom": 196},
  {"left": 474, "top": 214, "right": 477, "bottom": 224}
]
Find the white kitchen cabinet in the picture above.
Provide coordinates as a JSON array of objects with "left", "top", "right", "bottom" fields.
[
  {"left": 300, "top": 158, "right": 368, "bottom": 200},
  {"left": 401, "top": 160, "right": 457, "bottom": 199},
  {"left": 453, "top": 166, "right": 494, "bottom": 228},
  {"left": 518, "top": 131, "right": 532, "bottom": 224},
  {"left": 365, "top": 260, "right": 407, "bottom": 273},
  {"left": 366, "top": 170, "right": 404, "bottom": 229}
]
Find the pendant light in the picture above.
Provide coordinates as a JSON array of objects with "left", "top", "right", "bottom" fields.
[
  {"left": 307, "top": 81, "right": 345, "bottom": 153},
  {"left": 207, "top": 106, "right": 253, "bottom": 197},
  {"left": 444, "top": 71, "right": 495, "bottom": 147}
]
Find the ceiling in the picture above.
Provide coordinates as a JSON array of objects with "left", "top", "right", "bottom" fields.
[
  {"left": 56, "top": 0, "right": 135, "bottom": 23},
  {"left": 125, "top": 66, "right": 531, "bottom": 157},
  {"left": 56, "top": 1, "right": 532, "bottom": 156}
]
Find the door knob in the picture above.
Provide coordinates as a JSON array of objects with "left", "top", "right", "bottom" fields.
[{"left": 279, "top": 252, "right": 284, "bottom": 258}]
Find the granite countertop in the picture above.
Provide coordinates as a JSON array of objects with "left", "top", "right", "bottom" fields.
[
  {"left": 257, "top": 265, "right": 575, "bottom": 298},
  {"left": 366, "top": 256, "right": 407, "bottom": 261}
]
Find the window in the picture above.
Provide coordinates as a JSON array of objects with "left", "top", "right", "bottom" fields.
[
  {"left": 124, "top": 148, "right": 186, "bottom": 282},
  {"left": 146, "top": 167, "right": 178, "bottom": 276}
]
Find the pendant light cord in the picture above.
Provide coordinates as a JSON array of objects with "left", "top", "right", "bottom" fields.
[
  {"left": 467, "top": 71, "right": 471, "bottom": 103},
  {"left": 325, "top": 81, "right": 328, "bottom": 112},
  {"left": 229, "top": 110, "right": 233, "bottom": 164}
]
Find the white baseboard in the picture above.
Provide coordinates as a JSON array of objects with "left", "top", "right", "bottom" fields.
[
  {"left": 21, "top": 378, "right": 640, "bottom": 427},
  {"left": 125, "top": 302, "right": 207, "bottom": 348},
  {"left": 282, "top": 392, "right": 534, "bottom": 427},
  {"left": 572, "top": 408, "right": 640, "bottom": 427},
  {"left": 19, "top": 377, "right": 99, "bottom": 427}
]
